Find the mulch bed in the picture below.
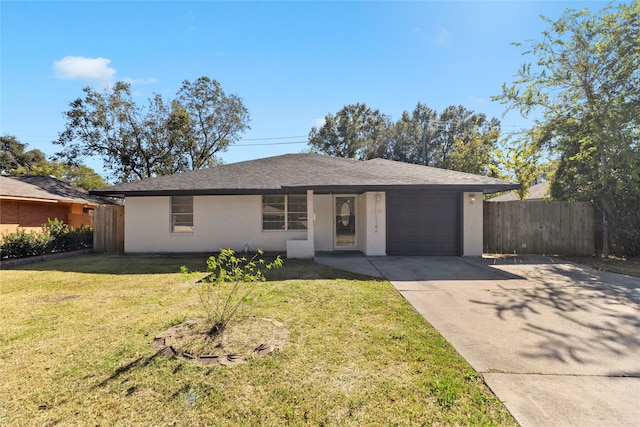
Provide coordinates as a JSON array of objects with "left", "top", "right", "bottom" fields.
[{"left": 152, "top": 317, "right": 289, "bottom": 367}]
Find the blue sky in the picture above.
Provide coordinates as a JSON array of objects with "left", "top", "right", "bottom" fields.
[{"left": 1, "top": 1, "right": 614, "bottom": 179}]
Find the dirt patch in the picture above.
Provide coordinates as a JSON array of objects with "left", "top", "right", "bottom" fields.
[
  {"left": 152, "top": 317, "right": 289, "bottom": 366},
  {"left": 34, "top": 294, "right": 81, "bottom": 303}
]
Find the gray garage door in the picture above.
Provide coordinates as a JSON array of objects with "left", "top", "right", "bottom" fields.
[{"left": 386, "top": 191, "right": 461, "bottom": 255}]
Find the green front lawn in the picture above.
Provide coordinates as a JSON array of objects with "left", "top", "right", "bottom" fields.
[{"left": 0, "top": 254, "right": 515, "bottom": 426}]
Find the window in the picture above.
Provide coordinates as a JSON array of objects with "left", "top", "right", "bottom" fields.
[
  {"left": 262, "top": 195, "right": 307, "bottom": 231},
  {"left": 287, "top": 195, "right": 308, "bottom": 230},
  {"left": 171, "top": 196, "right": 193, "bottom": 232},
  {"left": 262, "top": 195, "right": 285, "bottom": 230}
]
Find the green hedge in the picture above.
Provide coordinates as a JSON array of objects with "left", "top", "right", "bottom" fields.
[{"left": 0, "top": 219, "right": 93, "bottom": 260}]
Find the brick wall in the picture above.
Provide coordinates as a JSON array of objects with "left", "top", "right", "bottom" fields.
[
  {"left": 0, "top": 199, "right": 92, "bottom": 234},
  {"left": 68, "top": 212, "right": 94, "bottom": 228}
]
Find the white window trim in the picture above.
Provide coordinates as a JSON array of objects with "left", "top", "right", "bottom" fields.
[
  {"left": 262, "top": 194, "right": 307, "bottom": 232},
  {"left": 170, "top": 195, "right": 194, "bottom": 233}
]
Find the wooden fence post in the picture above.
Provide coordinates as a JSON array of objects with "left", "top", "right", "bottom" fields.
[{"left": 93, "top": 205, "right": 124, "bottom": 253}]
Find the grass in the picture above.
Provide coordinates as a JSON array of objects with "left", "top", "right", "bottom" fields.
[
  {"left": 560, "top": 255, "right": 640, "bottom": 278},
  {"left": 0, "top": 254, "right": 516, "bottom": 426}
]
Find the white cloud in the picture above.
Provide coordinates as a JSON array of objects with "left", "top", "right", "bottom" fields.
[
  {"left": 53, "top": 56, "right": 116, "bottom": 83},
  {"left": 53, "top": 56, "right": 157, "bottom": 89}
]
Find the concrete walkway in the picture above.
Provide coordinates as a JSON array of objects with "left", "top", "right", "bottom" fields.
[{"left": 315, "top": 254, "right": 640, "bottom": 427}]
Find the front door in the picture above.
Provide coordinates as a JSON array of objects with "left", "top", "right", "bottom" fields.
[{"left": 335, "top": 196, "right": 356, "bottom": 249}]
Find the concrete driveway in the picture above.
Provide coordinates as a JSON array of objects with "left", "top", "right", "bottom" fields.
[{"left": 315, "top": 254, "right": 640, "bottom": 426}]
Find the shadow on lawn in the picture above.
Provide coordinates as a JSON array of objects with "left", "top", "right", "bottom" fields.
[
  {"left": 470, "top": 260, "right": 640, "bottom": 372},
  {"left": 95, "top": 353, "right": 163, "bottom": 389},
  {"left": 1, "top": 253, "right": 210, "bottom": 275},
  {"left": 3, "top": 253, "right": 375, "bottom": 281}
]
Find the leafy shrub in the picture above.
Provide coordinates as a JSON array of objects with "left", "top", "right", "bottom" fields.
[
  {"left": 42, "top": 218, "right": 93, "bottom": 253},
  {"left": 71, "top": 226, "right": 93, "bottom": 249},
  {"left": 0, "top": 229, "right": 52, "bottom": 259},
  {"left": 0, "top": 218, "right": 93, "bottom": 260},
  {"left": 181, "top": 249, "right": 283, "bottom": 336},
  {"left": 44, "top": 218, "right": 71, "bottom": 252}
]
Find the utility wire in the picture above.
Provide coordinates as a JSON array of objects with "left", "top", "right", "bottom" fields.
[
  {"left": 16, "top": 125, "right": 532, "bottom": 148},
  {"left": 235, "top": 140, "right": 308, "bottom": 147},
  {"left": 240, "top": 135, "right": 307, "bottom": 141}
]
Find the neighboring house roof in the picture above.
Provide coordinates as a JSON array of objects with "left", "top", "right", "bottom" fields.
[
  {"left": 0, "top": 175, "right": 119, "bottom": 205},
  {"left": 489, "top": 182, "right": 550, "bottom": 202},
  {"left": 92, "top": 153, "right": 519, "bottom": 197}
]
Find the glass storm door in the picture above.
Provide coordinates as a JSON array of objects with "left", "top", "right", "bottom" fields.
[{"left": 335, "top": 197, "right": 356, "bottom": 249}]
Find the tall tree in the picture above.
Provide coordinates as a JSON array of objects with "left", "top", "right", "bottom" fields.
[
  {"left": 378, "top": 110, "right": 423, "bottom": 164},
  {"left": 1, "top": 135, "right": 108, "bottom": 189},
  {"left": 379, "top": 103, "right": 438, "bottom": 165},
  {"left": 490, "top": 131, "right": 543, "bottom": 201},
  {"left": 429, "top": 106, "right": 500, "bottom": 173},
  {"left": 411, "top": 103, "right": 440, "bottom": 166},
  {"left": 495, "top": 2, "right": 640, "bottom": 255},
  {"left": 447, "top": 126, "right": 500, "bottom": 176},
  {"left": 174, "top": 77, "right": 251, "bottom": 170},
  {"left": 0, "top": 135, "right": 46, "bottom": 174},
  {"left": 376, "top": 103, "right": 501, "bottom": 175},
  {"left": 308, "top": 103, "right": 389, "bottom": 159},
  {"left": 55, "top": 77, "right": 250, "bottom": 182},
  {"left": 17, "top": 161, "right": 109, "bottom": 190},
  {"left": 317, "top": 102, "right": 502, "bottom": 175}
]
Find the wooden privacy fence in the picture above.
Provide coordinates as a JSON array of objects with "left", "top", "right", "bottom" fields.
[
  {"left": 483, "top": 200, "right": 594, "bottom": 256},
  {"left": 93, "top": 205, "right": 124, "bottom": 253}
]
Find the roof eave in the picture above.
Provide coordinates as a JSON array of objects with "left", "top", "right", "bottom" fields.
[
  {"left": 92, "top": 183, "right": 520, "bottom": 197},
  {"left": 282, "top": 183, "right": 521, "bottom": 193},
  {"left": 90, "top": 188, "right": 288, "bottom": 197}
]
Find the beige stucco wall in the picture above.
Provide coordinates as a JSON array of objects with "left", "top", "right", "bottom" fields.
[
  {"left": 356, "top": 194, "right": 366, "bottom": 251},
  {"left": 124, "top": 195, "right": 306, "bottom": 253},
  {"left": 124, "top": 196, "right": 165, "bottom": 252},
  {"left": 362, "top": 192, "right": 386, "bottom": 256},
  {"left": 312, "top": 194, "right": 333, "bottom": 252},
  {"left": 462, "top": 191, "right": 483, "bottom": 256},
  {"left": 125, "top": 190, "right": 470, "bottom": 256}
]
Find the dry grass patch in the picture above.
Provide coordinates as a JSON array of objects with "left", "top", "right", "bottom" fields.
[
  {"left": 0, "top": 254, "right": 516, "bottom": 426},
  {"left": 560, "top": 255, "right": 640, "bottom": 278}
]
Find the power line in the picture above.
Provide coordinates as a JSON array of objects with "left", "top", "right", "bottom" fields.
[
  {"left": 240, "top": 135, "right": 307, "bottom": 141},
  {"left": 11, "top": 125, "right": 534, "bottom": 149},
  {"left": 235, "top": 140, "right": 308, "bottom": 147}
]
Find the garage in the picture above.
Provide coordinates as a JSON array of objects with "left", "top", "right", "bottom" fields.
[{"left": 386, "top": 191, "right": 461, "bottom": 255}]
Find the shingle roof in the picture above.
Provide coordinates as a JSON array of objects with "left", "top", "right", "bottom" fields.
[
  {"left": 92, "top": 153, "right": 519, "bottom": 197},
  {"left": 0, "top": 175, "right": 119, "bottom": 205},
  {"left": 489, "top": 182, "right": 549, "bottom": 202}
]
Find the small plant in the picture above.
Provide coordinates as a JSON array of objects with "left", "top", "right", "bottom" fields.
[
  {"left": 166, "top": 315, "right": 186, "bottom": 327},
  {"left": 389, "top": 331, "right": 405, "bottom": 340},
  {"left": 430, "top": 375, "right": 459, "bottom": 408},
  {"left": 181, "top": 249, "right": 283, "bottom": 336}
]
